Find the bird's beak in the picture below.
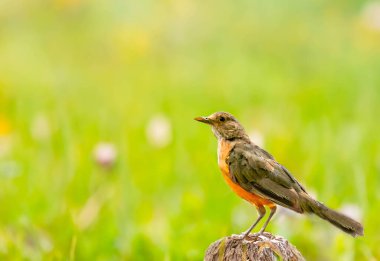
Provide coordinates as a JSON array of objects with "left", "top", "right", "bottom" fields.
[{"left": 194, "top": 116, "right": 211, "bottom": 124}]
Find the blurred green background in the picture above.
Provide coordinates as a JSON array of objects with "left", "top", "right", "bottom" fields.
[{"left": 1, "top": 0, "right": 380, "bottom": 260}]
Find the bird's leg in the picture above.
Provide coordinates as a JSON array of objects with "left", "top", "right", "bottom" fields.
[
  {"left": 242, "top": 205, "right": 266, "bottom": 239},
  {"left": 259, "top": 205, "right": 277, "bottom": 234}
]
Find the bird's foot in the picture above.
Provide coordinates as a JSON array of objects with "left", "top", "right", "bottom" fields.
[{"left": 241, "top": 232, "right": 259, "bottom": 241}]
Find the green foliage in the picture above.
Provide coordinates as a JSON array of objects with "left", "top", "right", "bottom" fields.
[{"left": 0, "top": 0, "right": 379, "bottom": 259}]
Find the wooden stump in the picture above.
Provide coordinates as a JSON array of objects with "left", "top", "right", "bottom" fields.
[{"left": 204, "top": 232, "right": 305, "bottom": 261}]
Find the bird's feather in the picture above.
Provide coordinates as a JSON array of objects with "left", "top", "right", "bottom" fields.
[{"left": 227, "top": 142, "right": 306, "bottom": 212}]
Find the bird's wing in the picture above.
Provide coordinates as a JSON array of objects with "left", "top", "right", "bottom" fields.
[{"left": 227, "top": 143, "right": 306, "bottom": 212}]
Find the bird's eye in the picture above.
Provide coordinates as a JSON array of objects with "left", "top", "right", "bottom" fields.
[{"left": 219, "top": 116, "right": 225, "bottom": 122}]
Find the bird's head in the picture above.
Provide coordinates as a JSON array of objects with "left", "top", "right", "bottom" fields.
[{"left": 195, "top": 112, "right": 248, "bottom": 140}]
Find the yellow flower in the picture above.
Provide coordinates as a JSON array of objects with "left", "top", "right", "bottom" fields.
[{"left": 0, "top": 115, "right": 11, "bottom": 136}]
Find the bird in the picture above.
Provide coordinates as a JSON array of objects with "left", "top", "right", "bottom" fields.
[{"left": 195, "top": 111, "right": 363, "bottom": 238}]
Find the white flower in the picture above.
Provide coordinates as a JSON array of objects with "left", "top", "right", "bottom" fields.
[
  {"left": 248, "top": 129, "right": 265, "bottom": 147},
  {"left": 30, "top": 113, "right": 51, "bottom": 141},
  {"left": 93, "top": 142, "right": 117, "bottom": 168},
  {"left": 146, "top": 114, "right": 172, "bottom": 148},
  {"left": 339, "top": 203, "right": 362, "bottom": 221},
  {"left": 361, "top": 2, "right": 380, "bottom": 31}
]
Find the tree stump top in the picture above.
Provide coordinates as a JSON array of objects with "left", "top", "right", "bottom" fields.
[{"left": 204, "top": 232, "right": 305, "bottom": 261}]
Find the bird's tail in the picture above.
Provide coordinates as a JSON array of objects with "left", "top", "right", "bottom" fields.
[{"left": 300, "top": 194, "right": 364, "bottom": 237}]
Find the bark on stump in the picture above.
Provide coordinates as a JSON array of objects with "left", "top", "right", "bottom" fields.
[{"left": 204, "top": 232, "right": 305, "bottom": 261}]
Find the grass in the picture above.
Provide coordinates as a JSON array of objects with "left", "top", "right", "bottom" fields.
[{"left": 0, "top": 0, "right": 380, "bottom": 259}]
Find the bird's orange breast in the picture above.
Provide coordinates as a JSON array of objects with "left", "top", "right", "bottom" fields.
[{"left": 217, "top": 139, "right": 273, "bottom": 206}]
